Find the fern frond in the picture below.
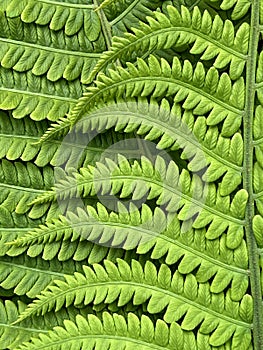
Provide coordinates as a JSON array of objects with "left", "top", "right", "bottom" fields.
[
  {"left": 0, "top": 1, "right": 261, "bottom": 348},
  {"left": 0, "top": 300, "right": 95, "bottom": 349},
  {"left": 0, "top": 254, "right": 86, "bottom": 298},
  {"left": 0, "top": 213, "right": 50, "bottom": 258},
  {"left": 16, "top": 312, "right": 205, "bottom": 350},
  {"left": 5, "top": 209, "right": 131, "bottom": 263},
  {"left": 0, "top": 39, "right": 99, "bottom": 83},
  {"left": 0, "top": 300, "right": 47, "bottom": 349},
  {"left": 0, "top": 112, "right": 128, "bottom": 168},
  {"left": 10, "top": 202, "right": 249, "bottom": 300},
  {"left": 0, "top": 227, "right": 37, "bottom": 257},
  {"left": 71, "top": 56, "right": 245, "bottom": 137},
  {"left": 88, "top": 5, "right": 249, "bottom": 82},
  {"left": 0, "top": 159, "right": 53, "bottom": 216},
  {"left": 5, "top": 204, "right": 182, "bottom": 249},
  {"left": 31, "top": 155, "right": 248, "bottom": 244},
  {"left": 0, "top": 68, "right": 83, "bottom": 120},
  {"left": 0, "top": 159, "right": 61, "bottom": 220},
  {"left": 3, "top": 15, "right": 104, "bottom": 55},
  {"left": 1, "top": 0, "right": 102, "bottom": 83},
  {"left": 21, "top": 234, "right": 129, "bottom": 263},
  {"left": 38, "top": 116, "right": 71, "bottom": 144},
  {"left": 15, "top": 259, "right": 252, "bottom": 347},
  {"left": 0, "top": 159, "right": 52, "bottom": 253},
  {"left": 60, "top": 97, "right": 244, "bottom": 194},
  {"left": 0, "top": 111, "right": 58, "bottom": 166},
  {"left": 39, "top": 120, "right": 147, "bottom": 171},
  {"left": 5, "top": 0, "right": 102, "bottom": 38}
]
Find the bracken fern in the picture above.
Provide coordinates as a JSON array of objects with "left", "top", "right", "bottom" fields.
[{"left": 0, "top": 0, "right": 263, "bottom": 349}]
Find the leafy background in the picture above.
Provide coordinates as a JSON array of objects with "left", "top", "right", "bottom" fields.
[{"left": 0, "top": 0, "right": 262, "bottom": 349}]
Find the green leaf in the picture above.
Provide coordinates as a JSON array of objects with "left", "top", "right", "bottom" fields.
[
  {"left": 87, "top": 5, "right": 249, "bottom": 82},
  {"left": 0, "top": 1, "right": 261, "bottom": 349}
]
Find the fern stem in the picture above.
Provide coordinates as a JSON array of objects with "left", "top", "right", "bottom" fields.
[
  {"left": 188, "top": 0, "right": 202, "bottom": 11},
  {"left": 110, "top": 0, "right": 141, "bottom": 26},
  {"left": 244, "top": 1, "right": 263, "bottom": 349},
  {"left": 94, "top": 0, "right": 112, "bottom": 50},
  {"left": 38, "top": 0, "right": 93, "bottom": 9},
  {"left": 0, "top": 38, "right": 101, "bottom": 58}
]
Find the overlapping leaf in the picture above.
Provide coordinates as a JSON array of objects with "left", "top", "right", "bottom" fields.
[
  {"left": 0, "top": 255, "right": 84, "bottom": 298},
  {"left": 10, "top": 202, "right": 249, "bottom": 300},
  {"left": 31, "top": 155, "right": 248, "bottom": 247},
  {"left": 0, "top": 159, "right": 53, "bottom": 216},
  {"left": 71, "top": 56, "right": 245, "bottom": 137},
  {"left": 0, "top": 300, "right": 93, "bottom": 349},
  {"left": 208, "top": 0, "right": 251, "bottom": 20},
  {"left": 6, "top": 0, "right": 100, "bottom": 38},
  {"left": 0, "top": 40, "right": 99, "bottom": 83},
  {"left": 0, "top": 111, "right": 144, "bottom": 168},
  {"left": 0, "top": 1, "right": 260, "bottom": 349},
  {"left": 0, "top": 68, "right": 83, "bottom": 120},
  {"left": 7, "top": 224, "right": 127, "bottom": 264},
  {"left": 47, "top": 97, "right": 244, "bottom": 194},
  {"left": 16, "top": 312, "right": 204, "bottom": 350},
  {"left": 14, "top": 259, "right": 252, "bottom": 348},
  {"left": 87, "top": 5, "right": 249, "bottom": 82}
]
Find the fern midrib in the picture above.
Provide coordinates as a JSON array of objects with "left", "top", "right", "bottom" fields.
[
  {"left": 94, "top": 0, "right": 112, "bottom": 49},
  {"left": 81, "top": 109, "right": 242, "bottom": 171},
  {"left": 0, "top": 134, "right": 40, "bottom": 140},
  {"left": 0, "top": 322, "right": 48, "bottom": 334},
  {"left": 93, "top": 26, "right": 247, "bottom": 77},
  {"left": 0, "top": 134, "right": 145, "bottom": 157},
  {"left": 0, "top": 260, "right": 70, "bottom": 278},
  {"left": 253, "top": 136, "right": 263, "bottom": 144},
  {"left": 83, "top": 76, "right": 242, "bottom": 116},
  {"left": 0, "top": 183, "right": 45, "bottom": 194},
  {"left": 37, "top": 0, "right": 93, "bottom": 9},
  {"left": 25, "top": 334, "right": 173, "bottom": 350},
  {"left": 0, "top": 228, "right": 31, "bottom": 231},
  {"left": 253, "top": 190, "right": 263, "bottom": 199},
  {"left": 22, "top": 334, "right": 171, "bottom": 350},
  {"left": 27, "top": 281, "right": 251, "bottom": 328},
  {"left": 16, "top": 220, "right": 248, "bottom": 275},
  {"left": 0, "top": 87, "right": 77, "bottom": 103},
  {"left": 243, "top": 0, "right": 263, "bottom": 349},
  {"left": 0, "top": 38, "right": 101, "bottom": 58},
  {"left": 110, "top": 0, "right": 141, "bottom": 26}
]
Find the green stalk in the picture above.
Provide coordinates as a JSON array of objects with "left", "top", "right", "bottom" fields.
[
  {"left": 244, "top": 0, "right": 263, "bottom": 348},
  {"left": 93, "top": 0, "right": 112, "bottom": 50}
]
